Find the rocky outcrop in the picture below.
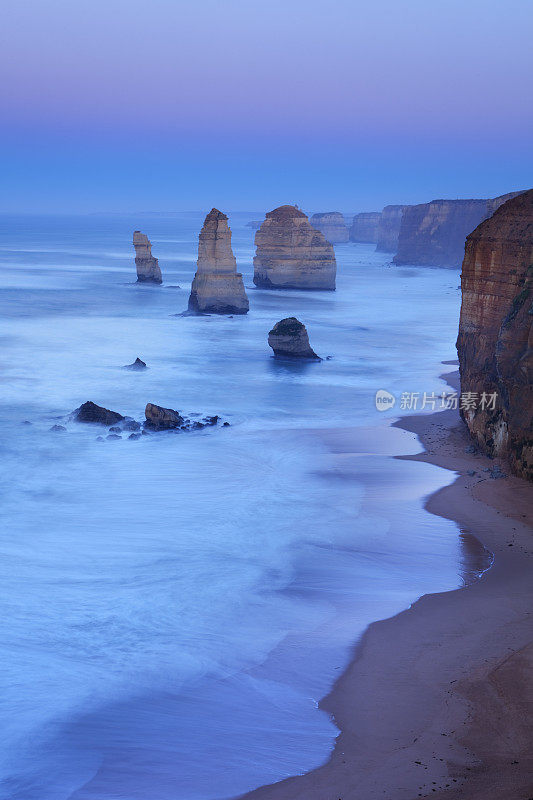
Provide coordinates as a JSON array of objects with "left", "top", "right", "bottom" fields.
[
  {"left": 246, "top": 220, "right": 262, "bottom": 229},
  {"left": 268, "top": 317, "right": 320, "bottom": 359},
  {"left": 376, "top": 205, "right": 407, "bottom": 253},
  {"left": 144, "top": 403, "right": 184, "bottom": 430},
  {"left": 254, "top": 206, "right": 336, "bottom": 290},
  {"left": 350, "top": 212, "right": 381, "bottom": 243},
  {"left": 74, "top": 401, "right": 124, "bottom": 425},
  {"left": 133, "top": 231, "right": 162, "bottom": 283},
  {"left": 124, "top": 357, "right": 147, "bottom": 370},
  {"left": 394, "top": 192, "right": 524, "bottom": 268},
  {"left": 456, "top": 189, "right": 533, "bottom": 480},
  {"left": 188, "top": 209, "right": 249, "bottom": 314},
  {"left": 310, "top": 212, "right": 349, "bottom": 243}
]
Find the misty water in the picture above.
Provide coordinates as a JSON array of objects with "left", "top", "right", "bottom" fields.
[{"left": 0, "top": 213, "right": 482, "bottom": 800}]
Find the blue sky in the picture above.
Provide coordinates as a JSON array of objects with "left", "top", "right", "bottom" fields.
[{"left": 2, "top": 0, "right": 532, "bottom": 212}]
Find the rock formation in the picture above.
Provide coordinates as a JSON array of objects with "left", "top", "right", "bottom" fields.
[
  {"left": 268, "top": 318, "right": 320, "bottom": 359},
  {"left": 254, "top": 206, "right": 336, "bottom": 290},
  {"left": 375, "top": 205, "right": 407, "bottom": 253},
  {"left": 133, "top": 231, "right": 162, "bottom": 283},
  {"left": 456, "top": 189, "right": 533, "bottom": 480},
  {"left": 74, "top": 401, "right": 124, "bottom": 425},
  {"left": 124, "top": 357, "right": 147, "bottom": 370},
  {"left": 310, "top": 212, "right": 349, "bottom": 243},
  {"left": 246, "top": 220, "right": 262, "bottom": 229},
  {"left": 144, "top": 403, "right": 184, "bottom": 430},
  {"left": 394, "top": 192, "right": 524, "bottom": 268},
  {"left": 188, "top": 209, "right": 249, "bottom": 314},
  {"left": 350, "top": 212, "right": 381, "bottom": 243}
]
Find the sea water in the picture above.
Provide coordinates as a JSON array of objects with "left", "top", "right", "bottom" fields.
[{"left": 0, "top": 212, "right": 474, "bottom": 799}]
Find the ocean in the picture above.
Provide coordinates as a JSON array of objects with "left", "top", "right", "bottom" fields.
[{"left": 0, "top": 212, "right": 480, "bottom": 799}]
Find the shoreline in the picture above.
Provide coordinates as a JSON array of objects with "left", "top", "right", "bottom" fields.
[{"left": 238, "top": 370, "right": 532, "bottom": 800}]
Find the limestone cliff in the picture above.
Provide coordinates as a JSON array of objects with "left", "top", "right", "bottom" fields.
[
  {"left": 394, "top": 192, "right": 524, "bottom": 268},
  {"left": 133, "top": 231, "right": 162, "bottom": 283},
  {"left": 188, "top": 209, "right": 249, "bottom": 314},
  {"left": 375, "top": 205, "right": 407, "bottom": 253},
  {"left": 456, "top": 189, "right": 533, "bottom": 480},
  {"left": 350, "top": 212, "right": 381, "bottom": 243},
  {"left": 254, "top": 205, "right": 336, "bottom": 290},
  {"left": 310, "top": 212, "right": 349, "bottom": 243}
]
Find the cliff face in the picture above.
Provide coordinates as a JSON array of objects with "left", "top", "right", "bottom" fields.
[
  {"left": 394, "top": 192, "right": 524, "bottom": 268},
  {"left": 310, "top": 212, "right": 349, "bottom": 243},
  {"left": 188, "top": 209, "right": 249, "bottom": 314},
  {"left": 376, "top": 205, "right": 407, "bottom": 253},
  {"left": 253, "top": 205, "right": 336, "bottom": 290},
  {"left": 133, "top": 231, "right": 162, "bottom": 283},
  {"left": 456, "top": 189, "right": 533, "bottom": 480},
  {"left": 350, "top": 212, "right": 381, "bottom": 243}
]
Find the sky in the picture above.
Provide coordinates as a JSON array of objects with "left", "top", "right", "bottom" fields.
[{"left": 1, "top": 0, "right": 532, "bottom": 213}]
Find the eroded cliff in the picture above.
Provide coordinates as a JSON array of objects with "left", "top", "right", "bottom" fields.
[
  {"left": 188, "top": 209, "right": 249, "bottom": 314},
  {"left": 376, "top": 205, "right": 407, "bottom": 253},
  {"left": 350, "top": 212, "right": 381, "bottom": 243},
  {"left": 133, "top": 231, "right": 162, "bottom": 283},
  {"left": 310, "top": 212, "right": 349, "bottom": 243},
  {"left": 457, "top": 190, "right": 533, "bottom": 480},
  {"left": 253, "top": 205, "right": 336, "bottom": 290},
  {"left": 394, "top": 192, "right": 524, "bottom": 268}
]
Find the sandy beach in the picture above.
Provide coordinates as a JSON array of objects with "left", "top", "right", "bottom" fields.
[{"left": 239, "top": 370, "right": 533, "bottom": 800}]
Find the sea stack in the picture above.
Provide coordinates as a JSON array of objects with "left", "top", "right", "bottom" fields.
[
  {"left": 268, "top": 317, "right": 320, "bottom": 359},
  {"left": 375, "top": 205, "right": 407, "bottom": 253},
  {"left": 310, "top": 212, "right": 349, "bottom": 243},
  {"left": 133, "top": 231, "right": 162, "bottom": 284},
  {"left": 188, "top": 209, "right": 249, "bottom": 314},
  {"left": 349, "top": 212, "right": 381, "bottom": 243},
  {"left": 456, "top": 189, "right": 533, "bottom": 480},
  {"left": 394, "top": 192, "right": 524, "bottom": 268},
  {"left": 254, "top": 205, "right": 336, "bottom": 290}
]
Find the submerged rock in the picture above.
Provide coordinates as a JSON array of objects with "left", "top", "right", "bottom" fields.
[
  {"left": 254, "top": 205, "right": 336, "bottom": 290},
  {"left": 350, "top": 211, "right": 381, "bottom": 243},
  {"left": 144, "top": 403, "right": 185, "bottom": 430},
  {"left": 310, "top": 212, "right": 349, "bottom": 243},
  {"left": 122, "top": 419, "right": 141, "bottom": 431},
  {"left": 106, "top": 433, "right": 122, "bottom": 440},
  {"left": 457, "top": 189, "right": 533, "bottom": 480},
  {"left": 133, "top": 231, "right": 162, "bottom": 284},
  {"left": 74, "top": 401, "right": 124, "bottom": 426},
  {"left": 124, "top": 357, "right": 147, "bottom": 370},
  {"left": 188, "top": 209, "right": 249, "bottom": 315},
  {"left": 268, "top": 317, "right": 320, "bottom": 359},
  {"left": 50, "top": 424, "right": 66, "bottom": 432}
]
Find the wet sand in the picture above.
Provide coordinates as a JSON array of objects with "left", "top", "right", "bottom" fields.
[{"left": 238, "top": 371, "right": 533, "bottom": 800}]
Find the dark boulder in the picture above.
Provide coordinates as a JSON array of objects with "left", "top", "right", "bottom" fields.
[
  {"left": 74, "top": 401, "right": 124, "bottom": 426},
  {"left": 124, "top": 357, "right": 147, "bottom": 370},
  {"left": 268, "top": 317, "right": 320, "bottom": 359}
]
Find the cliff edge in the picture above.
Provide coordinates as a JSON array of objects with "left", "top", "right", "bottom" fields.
[{"left": 456, "top": 189, "right": 533, "bottom": 479}]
